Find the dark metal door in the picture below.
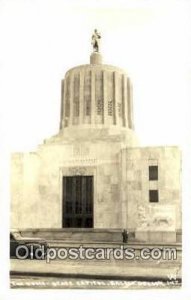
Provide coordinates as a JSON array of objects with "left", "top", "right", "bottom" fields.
[{"left": 62, "top": 176, "right": 93, "bottom": 228}]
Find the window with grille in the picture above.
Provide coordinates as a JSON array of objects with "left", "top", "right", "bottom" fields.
[
  {"left": 149, "top": 190, "right": 159, "bottom": 202},
  {"left": 149, "top": 166, "right": 158, "bottom": 181},
  {"left": 62, "top": 176, "right": 93, "bottom": 228}
]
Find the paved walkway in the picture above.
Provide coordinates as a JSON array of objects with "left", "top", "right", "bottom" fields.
[{"left": 10, "top": 241, "right": 181, "bottom": 289}]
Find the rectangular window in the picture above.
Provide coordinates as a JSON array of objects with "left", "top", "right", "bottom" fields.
[
  {"left": 149, "top": 190, "right": 159, "bottom": 202},
  {"left": 149, "top": 165, "right": 158, "bottom": 180}
]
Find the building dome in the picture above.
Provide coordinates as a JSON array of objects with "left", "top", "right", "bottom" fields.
[{"left": 59, "top": 52, "right": 134, "bottom": 132}]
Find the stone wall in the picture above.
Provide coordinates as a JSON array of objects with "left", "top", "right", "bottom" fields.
[
  {"left": 11, "top": 137, "right": 124, "bottom": 229},
  {"left": 11, "top": 141, "right": 181, "bottom": 237},
  {"left": 120, "top": 146, "right": 181, "bottom": 235}
]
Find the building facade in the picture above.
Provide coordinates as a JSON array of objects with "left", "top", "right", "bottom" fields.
[{"left": 11, "top": 45, "right": 181, "bottom": 242}]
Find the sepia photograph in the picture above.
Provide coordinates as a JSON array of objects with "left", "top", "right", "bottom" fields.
[{"left": 0, "top": 0, "right": 191, "bottom": 298}]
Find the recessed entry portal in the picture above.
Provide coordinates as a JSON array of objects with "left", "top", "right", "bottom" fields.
[{"left": 62, "top": 176, "right": 93, "bottom": 228}]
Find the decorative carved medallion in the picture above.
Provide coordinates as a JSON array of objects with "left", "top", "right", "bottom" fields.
[{"left": 69, "top": 167, "right": 87, "bottom": 176}]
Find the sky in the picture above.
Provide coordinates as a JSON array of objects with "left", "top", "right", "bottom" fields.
[{"left": 0, "top": 0, "right": 191, "bottom": 151}]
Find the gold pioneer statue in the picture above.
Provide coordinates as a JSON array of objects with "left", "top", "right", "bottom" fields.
[{"left": 91, "top": 29, "right": 101, "bottom": 52}]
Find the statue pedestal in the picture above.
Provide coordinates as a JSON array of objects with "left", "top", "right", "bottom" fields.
[{"left": 90, "top": 52, "right": 102, "bottom": 64}]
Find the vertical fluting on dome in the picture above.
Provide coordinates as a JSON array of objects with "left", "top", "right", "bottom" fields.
[
  {"left": 79, "top": 71, "right": 84, "bottom": 125},
  {"left": 60, "top": 66, "right": 134, "bottom": 131},
  {"left": 59, "top": 30, "right": 134, "bottom": 132},
  {"left": 127, "top": 77, "right": 134, "bottom": 129},
  {"left": 73, "top": 73, "right": 80, "bottom": 122},
  {"left": 84, "top": 70, "right": 91, "bottom": 124},
  {"left": 95, "top": 70, "right": 103, "bottom": 124}
]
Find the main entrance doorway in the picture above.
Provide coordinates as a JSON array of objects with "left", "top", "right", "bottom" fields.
[{"left": 62, "top": 176, "right": 93, "bottom": 228}]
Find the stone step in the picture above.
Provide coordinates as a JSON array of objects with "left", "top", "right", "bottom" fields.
[
  {"left": 12, "top": 228, "right": 182, "bottom": 244},
  {"left": 13, "top": 228, "right": 134, "bottom": 243}
]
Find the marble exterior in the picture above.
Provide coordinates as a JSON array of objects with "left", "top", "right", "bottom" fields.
[{"left": 11, "top": 52, "right": 181, "bottom": 242}]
